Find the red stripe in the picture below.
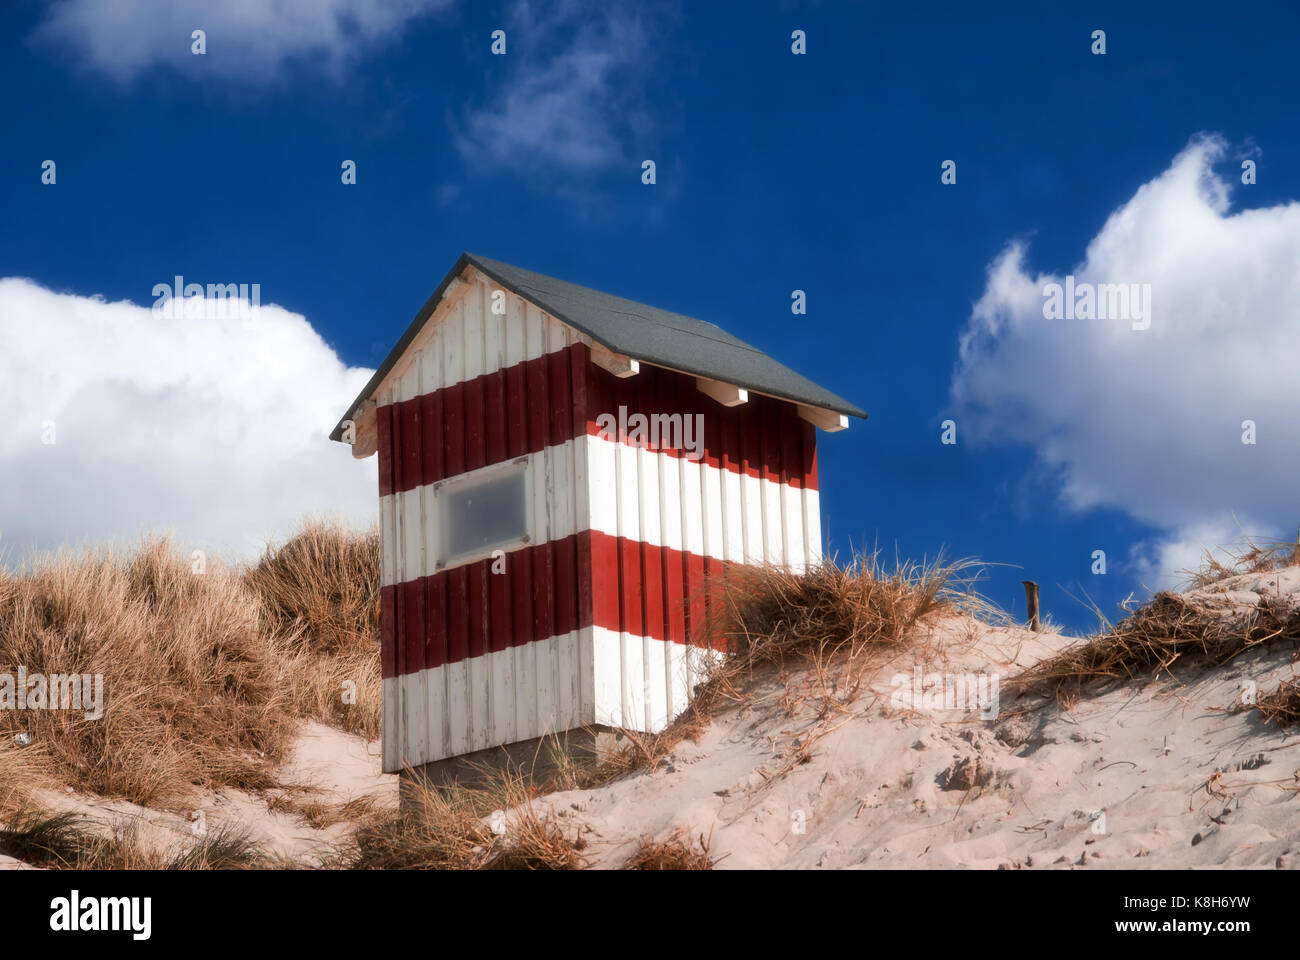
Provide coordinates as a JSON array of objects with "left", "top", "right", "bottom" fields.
[
  {"left": 620, "top": 536, "right": 642, "bottom": 638},
  {"left": 443, "top": 381, "right": 464, "bottom": 478},
  {"left": 684, "top": 551, "right": 706, "bottom": 650},
  {"left": 548, "top": 349, "right": 570, "bottom": 446},
  {"left": 569, "top": 345, "right": 588, "bottom": 440},
  {"left": 402, "top": 577, "right": 425, "bottom": 675},
  {"left": 374, "top": 343, "right": 820, "bottom": 496},
  {"left": 484, "top": 369, "right": 507, "bottom": 467},
  {"left": 377, "top": 404, "right": 395, "bottom": 497},
  {"left": 464, "top": 376, "right": 486, "bottom": 473},
  {"left": 401, "top": 400, "right": 421, "bottom": 497},
  {"left": 421, "top": 391, "right": 443, "bottom": 489},
  {"left": 642, "top": 540, "right": 664, "bottom": 648},
  {"left": 511, "top": 536, "right": 534, "bottom": 661},
  {"left": 802, "top": 417, "right": 818, "bottom": 490},
  {"left": 590, "top": 531, "right": 621, "bottom": 634},
  {"left": 527, "top": 350, "right": 550, "bottom": 454},
  {"left": 381, "top": 531, "right": 731, "bottom": 677},
  {"left": 664, "top": 531, "right": 686, "bottom": 653},
  {"left": 489, "top": 549, "right": 512, "bottom": 654},
  {"left": 779, "top": 403, "right": 797, "bottom": 489},
  {"left": 447, "top": 565, "right": 468, "bottom": 667},
  {"left": 585, "top": 361, "right": 818, "bottom": 489},
  {"left": 506, "top": 362, "right": 528, "bottom": 459},
  {"left": 702, "top": 556, "right": 727, "bottom": 652},
  {"left": 467, "top": 561, "right": 487, "bottom": 660},
  {"left": 428, "top": 574, "right": 447, "bottom": 669},
  {"left": 554, "top": 534, "right": 578, "bottom": 646},
  {"left": 740, "top": 400, "right": 758, "bottom": 489}
]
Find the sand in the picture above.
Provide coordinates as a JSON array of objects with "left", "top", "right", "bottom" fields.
[
  {"left": 6, "top": 569, "right": 1300, "bottom": 869},
  {"left": 528, "top": 574, "right": 1300, "bottom": 869},
  {"left": 11, "top": 722, "right": 397, "bottom": 867}
]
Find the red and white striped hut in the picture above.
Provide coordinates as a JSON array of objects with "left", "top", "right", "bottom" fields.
[{"left": 331, "top": 253, "right": 865, "bottom": 778}]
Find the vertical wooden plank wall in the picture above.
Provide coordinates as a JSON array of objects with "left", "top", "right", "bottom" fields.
[
  {"left": 375, "top": 267, "right": 823, "bottom": 772},
  {"left": 376, "top": 271, "right": 592, "bottom": 772},
  {"left": 581, "top": 363, "right": 821, "bottom": 733}
]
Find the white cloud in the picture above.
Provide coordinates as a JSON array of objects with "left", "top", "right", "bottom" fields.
[
  {"left": 1126, "top": 521, "right": 1247, "bottom": 592},
  {"left": 0, "top": 278, "right": 377, "bottom": 564},
  {"left": 34, "top": 0, "right": 450, "bottom": 83},
  {"left": 452, "top": 1, "right": 660, "bottom": 174},
  {"left": 951, "top": 135, "right": 1300, "bottom": 584}
]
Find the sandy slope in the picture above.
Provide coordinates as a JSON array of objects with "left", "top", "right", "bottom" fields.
[
  {"left": 7, "top": 571, "right": 1300, "bottom": 870},
  {"left": 535, "top": 574, "right": 1300, "bottom": 869},
  {"left": 7, "top": 722, "right": 396, "bottom": 867}
]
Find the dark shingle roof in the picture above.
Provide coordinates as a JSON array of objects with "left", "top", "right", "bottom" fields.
[{"left": 330, "top": 253, "right": 867, "bottom": 441}]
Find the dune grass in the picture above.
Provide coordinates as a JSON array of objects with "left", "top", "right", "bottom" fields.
[
  {"left": 624, "top": 828, "right": 719, "bottom": 870},
  {"left": 1012, "top": 539, "right": 1300, "bottom": 709},
  {"left": 1180, "top": 535, "right": 1300, "bottom": 589},
  {"left": 244, "top": 520, "right": 383, "bottom": 740},
  {"left": 0, "top": 804, "right": 268, "bottom": 870},
  {"left": 0, "top": 540, "right": 293, "bottom": 807},
  {"left": 1255, "top": 679, "right": 1300, "bottom": 729},
  {"left": 345, "top": 771, "right": 586, "bottom": 870},
  {"left": 0, "top": 521, "right": 380, "bottom": 813},
  {"left": 705, "top": 553, "right": 981, "bottom": 700}
]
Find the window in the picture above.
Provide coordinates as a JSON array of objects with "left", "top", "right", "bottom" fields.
[{"left": 436, "top": 459, "right": 529, "bottom": 567}]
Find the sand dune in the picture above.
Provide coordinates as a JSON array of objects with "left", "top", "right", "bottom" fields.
[
  {"left": 6, "top": 567, "right": 1299, "bottom": 870},
  {"left": 527, "top": 572, "right": 1300, "bottom": 869},
  {"left": 4, "top": 723, "right": 396, "bottom": 868}
]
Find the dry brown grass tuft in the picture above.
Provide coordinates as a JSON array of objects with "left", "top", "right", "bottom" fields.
[
  {"left": 0, "top": 804, "right": 268, "bottom": 869},
  {"left": 347, "top": 776, "right": 489, "bottom": 869},
  {"left": 705, "top": 555, "right": 973, "bottom": 703},
  {"left": 1010, "top": 591, "right": 1300, "bottom": 708},
  {"left": 346, "top": 772, "right": 585, "bottom": 870},
  {"left": 244, "top": 519, "right": 382, "bottom": 739},
  {"left": 1256, "top": 679, "right": 1300, "bottom": 729},
  {"left": 0, "top": 539, "right": 294, "bottom": 807},
  {"left": 624, "top": 828, "right": 719, "bottom": 870},
  {"left": 580, "top": 705, "right": 713, "bottom": 785},
  {"left": 268, "top": 787, "right": 381, "bottom": 830},
  {"left": 1181, "top": 536, "right": 1299, "bottom": 589},
  {"left": 0, "top": 740, "right": 52, "bottom": 817},
  {"left": 0, "top": 521, "right": 382, "bottom": 813},
  {"left": 482, "top": 804, "right": 588, "bottom": 871}
]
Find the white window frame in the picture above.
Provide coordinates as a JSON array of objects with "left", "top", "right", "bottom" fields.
[{"left": 433, "top": 456, "right": 532, "bottom": 570}]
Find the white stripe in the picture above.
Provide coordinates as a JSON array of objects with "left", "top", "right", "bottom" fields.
[
  {"left": 379, "top": 266, "right": 573, "bottom": 402},
  {"left": 590, "top": 626, "right": 720, "bottom": 732},
  {"left": 380, "top": 434, "right": 820, "bottom": 586},
  {"left": 386, "top": 627, "right": 590, "bottom": 772},
  {"left": 385, "top": 621, "right": 728, "bottom": 772},
  {"left": 382, "top": 675, "right": 399, "bottom": 771},
  {"left": 584, "top": 434, "right": 818, "bottom": 570}
]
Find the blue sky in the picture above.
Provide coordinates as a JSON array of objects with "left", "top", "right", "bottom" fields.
[{"left": 4, "top": 0, "right": 1300, "bottom": 633}]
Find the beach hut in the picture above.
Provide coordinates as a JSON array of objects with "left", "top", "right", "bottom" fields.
[{"left": 330, "top": 253, "right": 866, "bottom": 778}]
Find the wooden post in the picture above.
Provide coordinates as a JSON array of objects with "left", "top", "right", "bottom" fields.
[{"left": 1021, "top": 580, "right": 1040, "bottom": 633}]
